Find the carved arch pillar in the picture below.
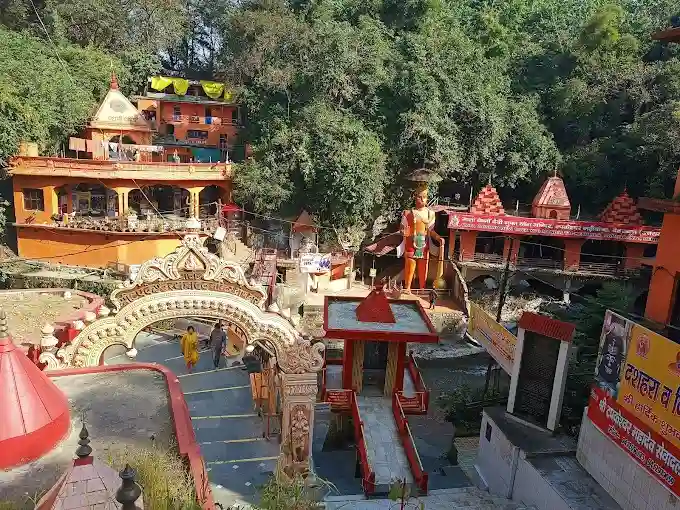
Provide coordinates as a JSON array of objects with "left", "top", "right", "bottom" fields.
[{"left": 278, "top": 371, "right": 318, "bottom": 477}]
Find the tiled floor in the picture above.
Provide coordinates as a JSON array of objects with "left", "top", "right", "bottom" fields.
[{"left": 357, "top": 396, "right": 414, "bottom": 488}]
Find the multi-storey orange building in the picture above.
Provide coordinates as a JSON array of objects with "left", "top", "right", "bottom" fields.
[
  {"left": 640, "top": 25, "right": 680, "bottom": 332},
  {"left": 9, "top": 75, "right": 238, "bottom": 269}
]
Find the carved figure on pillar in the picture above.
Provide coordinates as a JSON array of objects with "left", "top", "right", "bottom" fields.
[{"left": 399, "top": 170, "right": 444, "bottom": 292}]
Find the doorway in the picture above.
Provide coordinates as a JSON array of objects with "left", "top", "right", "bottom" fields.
[{"left": 362, "top": 341, "right": 388, "bottom": 396}]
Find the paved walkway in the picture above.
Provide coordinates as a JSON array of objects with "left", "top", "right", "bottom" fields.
[
  {"left": 105, "top": 328, "right": 280, "bottom": 508},
  {"left": 325, "top": 487, "right": 536, "bottom": 509},
  {"left": 356, "top": 396, "right": 413, "bottom": 490}
]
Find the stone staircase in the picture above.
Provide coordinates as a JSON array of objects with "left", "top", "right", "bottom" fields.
[{"left": 219, "top": 235, "right": 254, "bottom": 266}]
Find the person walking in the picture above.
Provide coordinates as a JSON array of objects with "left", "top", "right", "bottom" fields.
[
  {"left": 180, "top": 326, "right": 199, "bottom": 373},
  {"left": 210, "top": 322, "right": 227, "bottom": 369},
  {"left": 429, "top": 288, "right": 438, "bottom": 310}
]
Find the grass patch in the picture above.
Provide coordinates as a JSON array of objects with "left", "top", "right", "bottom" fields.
[{"left": 107, "top": 443, "right": 201, "bottom": 510}]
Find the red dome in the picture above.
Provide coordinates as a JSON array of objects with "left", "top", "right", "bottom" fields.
[{"left": 0, "top": 311, "right": 70, "bottom": 469}]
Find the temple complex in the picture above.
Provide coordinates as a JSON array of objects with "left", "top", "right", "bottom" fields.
[
  {"left": 366, "top": 174, "right": 660, "bottom": 296},
  {"left": 9, "top": 75, "right": 240, "bottom": 269},
  {"left": 448, "top": 176, "right": 659, "bottom": 277}
]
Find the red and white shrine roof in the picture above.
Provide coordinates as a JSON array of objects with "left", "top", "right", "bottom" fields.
[
  {"left": 323, "top": 287, "right": 439, "bottom": 343},
  {"left": 0, "top": 311, "right": 70, "bottom": 469}
]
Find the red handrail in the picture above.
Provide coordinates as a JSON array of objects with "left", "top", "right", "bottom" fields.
[
  {"left": 406, "top": 351, "right": 430, "bottom": 412},
  {"left": 351, "top": 392, "right": 376, "bottom": 495},
  {"left": 392, "top": 393, "right": 428, "bottom": 494}
]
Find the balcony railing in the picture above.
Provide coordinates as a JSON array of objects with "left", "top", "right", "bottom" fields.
[
  {"left": 463, "top": 252, "right": 639, "bottom": 277},
  {"left": 9, "top": 157, "right": 233, "bottom": 180},
  {"left": 170, "top": 114, "right": 241, "bottom": 127},
  {"left": 20, "top": 215, "right": 220, "bottom": 234}
]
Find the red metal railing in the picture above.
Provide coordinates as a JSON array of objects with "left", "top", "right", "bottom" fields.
[
  {"left": 351, "top": 392, "right": 376, "bottom": 495},
  {"left": 320, "top": 358, "right": 351, "bottom": 411},
  {"left": 392, "top": 393, "right": 428, "bottom": 494},
  {"left": 396, "top": 352, "right": 430, "bottom": 414}
]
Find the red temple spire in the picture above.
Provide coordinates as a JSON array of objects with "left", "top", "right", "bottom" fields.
[
  {"left": 110, "top": 70, "right": 119, "bottom": 90},
  {"left": 355, "top": 284, "right": 396, "bottom": 323}
]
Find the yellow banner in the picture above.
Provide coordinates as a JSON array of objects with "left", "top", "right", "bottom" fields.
[
  {"left": 172, "top": 78, "right": 189, "bottom": 95},
  {"left": 200, "top": 80, "right": 225, "bottom": 99},
  {"left": 468, "top": 302, "right": 517, "bottom": 374},
  {"left": 150, "top": 76, "right": 173, "bottom": 92},
  {"left": 617, "top": 323, "right": 680, "bottom": 450}
]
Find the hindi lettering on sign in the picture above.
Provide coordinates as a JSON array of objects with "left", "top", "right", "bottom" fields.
[
  {"left": 616, "top": 323, "right": 680, "bottom": 451},
  {"left": 116, "top": 280, "right": 263, "bottom": 306},
  {"left": 447, "top": 213, "right": 660, "bottom": 243},
  {"left": 468, "top": 302, "right": 517, "bottom": 374},
  {"left": 588, "top": 386, "right": 680, "bottom": 497}
]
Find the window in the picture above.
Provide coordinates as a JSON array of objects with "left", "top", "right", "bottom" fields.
[
  {"left": 23, "top": 188, "right": 44, "bottom": 211},
  {"left": 231, "top": 108, "right": 239, "bottom": 125},
  {"left": 219, "top": 134, "right": 229, "bottom": 149},
  {"left": 173, "top": 106, "right": 181, "bottom": 121},
  {"left": 187, "top": 130, "right": 208, "bottom": 140}
]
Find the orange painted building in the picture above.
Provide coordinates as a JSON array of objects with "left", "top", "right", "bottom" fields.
[
  {"left": 9, "top": 74, "right": 237, "bottom": 269},
  {"left": 640, "top": 26, "right": 680, "bottom": 328},
  {"left": 446, "top": 175, "right": 660, "bottom": 277}
]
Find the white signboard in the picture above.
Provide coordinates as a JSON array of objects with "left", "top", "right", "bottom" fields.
[{"left": 299, "top": 254, "right": 331, "bottom": 273}]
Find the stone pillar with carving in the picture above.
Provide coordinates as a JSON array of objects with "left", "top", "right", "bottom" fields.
[{"left": 279, "top": 372, "right": 318, "bottom": 478}]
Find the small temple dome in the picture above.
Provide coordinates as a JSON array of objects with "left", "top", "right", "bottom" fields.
[
  {"left": 0, "top": 310, "right": 70, "bottom": 469},
  {"left": 36, "top": 423, "right": 145, "bottom": 509},
  {"left": 600, "top": 190, "right": 643, "bottom": 226},
  {"left": 470, "top": 184, "right": 505, "bottom": 216},
  {"left": 532, "top": 175, "right": 571, "bottom": 220}
]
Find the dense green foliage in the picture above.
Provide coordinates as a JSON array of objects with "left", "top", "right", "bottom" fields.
[{"left": 0, "top": 0, "right": 679, "bottom": 229}]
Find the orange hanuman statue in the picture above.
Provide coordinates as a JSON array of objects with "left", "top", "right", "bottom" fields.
[{"left": 399, "top": 181, "right": 444, "bottom": 292}]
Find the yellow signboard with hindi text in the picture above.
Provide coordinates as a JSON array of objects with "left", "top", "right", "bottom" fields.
[
  {"left": 468, "top": 302, "right": 517, "bottom": 374},
  {"left": 616, "top": 323, "right": 680, "bottom": 451}
]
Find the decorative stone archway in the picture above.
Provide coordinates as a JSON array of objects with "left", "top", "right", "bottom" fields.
[{"left": 41, "top": 235, "right": 324, "bottom": 473}]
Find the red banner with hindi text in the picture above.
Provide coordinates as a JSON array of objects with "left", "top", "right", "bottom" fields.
[{"left": 587, "top": 386, "right": 680, "bottom": 498}]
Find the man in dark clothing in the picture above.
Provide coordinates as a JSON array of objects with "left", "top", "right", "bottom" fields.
[
  {"left": 429, "top": 289, "right": 438, "bottom": 310},
  {"left": 210, "top": 322, "right": 227, "bottom": 369}
]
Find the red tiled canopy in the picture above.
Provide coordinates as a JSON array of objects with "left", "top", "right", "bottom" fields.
[
  {"left": 470, "top": 184, "right": 505, "bottom": 215},
  {"left": 0, "top": 311, "right": 70, "bottom": 469},
  {"left": 600, "top": 190, "right": 643, "bottom": 226}
]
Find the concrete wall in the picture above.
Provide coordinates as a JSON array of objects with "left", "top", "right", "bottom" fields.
[
  {"left": 512, "top": 457, "right": 573, "bottom": 510},
  {"left": 476, "top": 411, "right": 520, "bottom": 498},
  {"left": 17, "top": 228, "right": 188, "bottom": 267},
  {"left": 577, "top": 412, "right": 680, "bottom": 510}
]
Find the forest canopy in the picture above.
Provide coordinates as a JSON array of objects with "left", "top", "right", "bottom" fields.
[{"left": 1, "top": 0, "right": 678, "bottom": 229}]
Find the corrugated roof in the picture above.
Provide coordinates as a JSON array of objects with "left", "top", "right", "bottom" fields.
[{"left": 363, "top": 232, "right": 402, "bottom": 256}]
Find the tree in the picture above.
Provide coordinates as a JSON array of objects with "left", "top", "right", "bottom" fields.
[{"left": 0, "top": 28, "right": 128, "bottom": 169}]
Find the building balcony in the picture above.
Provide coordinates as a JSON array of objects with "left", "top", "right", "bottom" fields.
[
  {"left": 168, "top": 114, "right": 241, "bottom": 128},
  {"left": 15, "top": 214, "right": 221, "bottom": 236},
  {"left": 9, "top": 157, "right": 233, "bottom": 182}
]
